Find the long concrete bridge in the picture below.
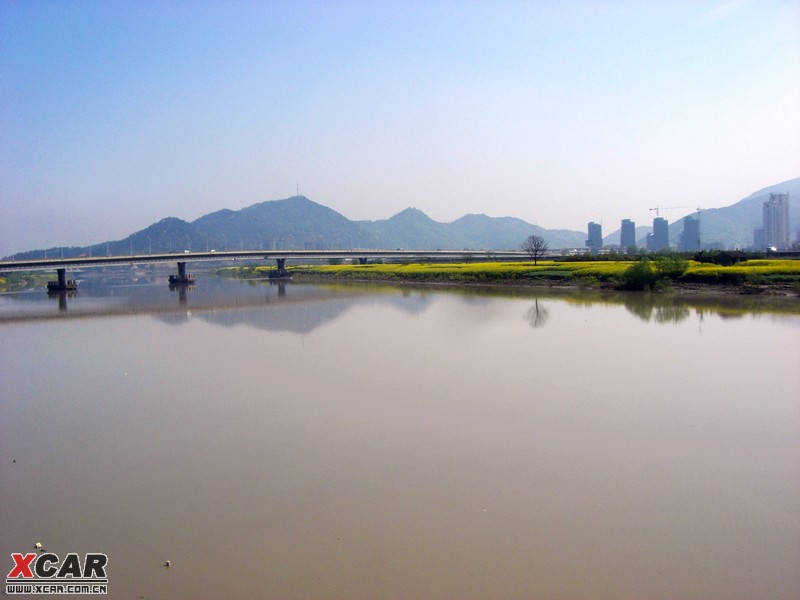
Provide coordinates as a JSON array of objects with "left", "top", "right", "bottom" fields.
[{"left": 0, "top": 249, "right": 534, "bottom": 290}]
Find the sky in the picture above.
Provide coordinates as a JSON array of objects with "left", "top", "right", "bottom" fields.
[{"left": 1, "top": 0, "right": 799, "bottom": 256}]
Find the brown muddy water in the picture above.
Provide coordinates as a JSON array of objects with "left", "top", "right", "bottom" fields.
[{"left": 1, "top": 278, "right": 798, "bottom": 599}]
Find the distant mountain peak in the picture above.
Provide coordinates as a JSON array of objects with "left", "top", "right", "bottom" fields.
[
  {"left": 387, "top": 207, "right": 434, "bottom": 222},
  {"left": 454, "top": 213, "right": 491, "bottom": 222},
  {"left": 12, "top": 178, "right": 796, "bottom": 260},
  {"left": 396, "top": 206, "right": 426, "bottom": 215},
  {"left": 156, "top": 216, "right": 187, "bottom": 224},
  {"left": 243, "top": 195, "right": 313, "bottom": 210}
]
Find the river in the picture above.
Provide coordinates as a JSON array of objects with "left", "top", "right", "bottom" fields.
[{"left": 1, "top": 277, "right": 798, "bottom": 599}]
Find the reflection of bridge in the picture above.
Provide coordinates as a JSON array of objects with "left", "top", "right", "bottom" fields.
[
  {"left": 0, "top": 249, "right": 531, "bottom": 290},
  {"left": 2, "top": 279, "right": 368, "bottom": 324}
]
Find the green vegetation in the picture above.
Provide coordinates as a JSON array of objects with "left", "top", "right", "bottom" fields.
[
  {"left": 290, "top": 260, "right": 632, "bottom": 287},
  {"left": 292, "top": 260, "right": 618, "bottom": 283},
  {"left": 621, "top": 258, "right": 660, "bottom": 291},
  {"left": 0, "top": 271, "right": 53, "bottom": 291},
  {"left": 215, "top": 265, "right": 277, "bottom": 279},
  {"left": 619, "top": 255, "right": 689, "bottom": 290},
  {"left": 279, "top": 256, "right": 800, "bottom": 294},
  {"left": 682, "top": 259, "right": 800, "bottom": 283}
]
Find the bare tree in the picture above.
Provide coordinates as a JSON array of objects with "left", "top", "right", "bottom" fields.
[{"left": 521, "top": 234, "right": 548, "bottom": 265}]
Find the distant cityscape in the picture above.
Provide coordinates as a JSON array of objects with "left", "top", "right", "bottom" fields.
[
  {"left": 585, "top": 192, "right": 795, "bottom": 254},
  {"left": 5, "top": 181, "right": 798, "bottom": 260}
]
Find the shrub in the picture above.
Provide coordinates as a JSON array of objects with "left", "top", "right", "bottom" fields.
[
  {"left": 621, "top": 258, "right": 660, "bottom": 290},
  {"left": 654, "top": 254, "right": 689, "bottom": 279},
  {"left": 693, "top": 250, "right": 748, "bottom": 265}
]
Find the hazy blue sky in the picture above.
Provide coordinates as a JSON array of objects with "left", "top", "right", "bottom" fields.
[{"left": 1, "top": 0, "right": 798, "bottom": 255}]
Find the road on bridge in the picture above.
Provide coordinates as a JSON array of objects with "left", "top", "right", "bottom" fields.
[{"left": 0, "top": 249, "right": 533, "bottom": 273}]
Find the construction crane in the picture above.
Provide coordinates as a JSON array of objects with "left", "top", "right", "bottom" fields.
[{"left": 649, "top": 205, "right": 688, "bottom": 218}]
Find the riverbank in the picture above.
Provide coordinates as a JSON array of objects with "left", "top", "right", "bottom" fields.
[
  {"left": 0, "top": 272, "right": 53, "bottom": 292},
  {"left": 219, "top": 258, "right": 800, "bottom": 298}
]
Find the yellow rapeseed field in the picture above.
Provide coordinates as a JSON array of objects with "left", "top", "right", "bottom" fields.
[{"left": 293, "top": 258, "right": 800, "bottom": 285}]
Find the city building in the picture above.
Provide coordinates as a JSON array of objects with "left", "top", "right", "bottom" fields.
[
  {"left": 647, "top": 217, "right": 669, "bottom": 252},
  {"left": 753, "top": 228, "right": 765, "bottom": 250},
  {"left": 620, "top": 219, "right": 636, "bottom": 251},
  {"left": 586, "top": 222, "right": 602, "bottom": 254},
  {"left": 678, "top": 216, "right": 700, "bottom": 252},
  {"left": 763, "top": 193, "right": 789, "bottom": 250}
]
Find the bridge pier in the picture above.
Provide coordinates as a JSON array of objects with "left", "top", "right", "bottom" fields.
[
  {"left": 358, "top": 257, "right": 368, "bottom": 265},
  {"left": 269, "top": 258, "right": 290, "bottom": 279},
  {"left": 47, "top": 267, "right": 77, "bottom": 292},
  {"left": 168, "top": 261, "right": 195, "bottom": 286}
]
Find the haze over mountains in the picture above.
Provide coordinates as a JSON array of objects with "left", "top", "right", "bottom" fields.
[
  {"left": 664, "top": 177, "right": 800, "bottom": 249},
  {"left": 8, "top": 178, "right": 798, "bottom": 259}
]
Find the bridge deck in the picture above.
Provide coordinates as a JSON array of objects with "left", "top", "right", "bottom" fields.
[{"left": 0, "top": 249, "right": 534, "bottom": 272}]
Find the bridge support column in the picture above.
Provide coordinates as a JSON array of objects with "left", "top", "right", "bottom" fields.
[
  {"left": 273, "top": 258, "right": 289, "bottom": 278},
  {"left": 169, "top": 261, "right": 195, "bottom": 286},
  {"left": 47, "top": 268, "right": 77, "bottom": 292},
  {"left": 358, "top": 257, "right": 368, "bottom": 265}
]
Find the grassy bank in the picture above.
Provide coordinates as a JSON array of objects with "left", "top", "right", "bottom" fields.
[
  {"left": 257, "top": 257, "right": 800, "bottom": 295},
  {"left": 0, "top": 272, "right": 53, "bottom": 292}
]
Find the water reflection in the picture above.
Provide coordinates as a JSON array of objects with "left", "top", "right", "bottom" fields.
[
  {"left": 46, "top": 289, "right": 76, "bottom": 312},
  {"left": 553, "top": 288, "right": 798, "bottom": 324},
  {"left": 2, "top": 279, "right": 799, "bottom": 599},
  {"left": 3, "top": 279, "right": 799, "bottom": 330},
  {"left": 168, "top": 282, "right": 194, "bottom": 304},
  {"left": 622, "top": 295, "right": 692, "bottom": 323},
  {"left": 525, "top": 298, "right": 549, "bottom": 328}
]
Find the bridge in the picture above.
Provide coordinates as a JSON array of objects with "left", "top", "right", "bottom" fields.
[{"left": 0, "top": 249, "right": 533, "bottom": 291}]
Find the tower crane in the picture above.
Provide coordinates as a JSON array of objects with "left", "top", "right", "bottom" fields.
[{"left": 649, "top": 206, "right": 688, "bottom": 218}]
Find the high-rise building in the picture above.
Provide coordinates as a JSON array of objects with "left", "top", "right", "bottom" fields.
[
  {"left": 678, "top": 217, "right": 700, "bottom": 252},
  {"left": 586, "top": 222, "right": 602, "bottom": 254},
  {"left": 763, "top": 193, "right": 789, "bottom": 250},
  {"left": 753, "top": 228, "right": 765, "bottom": 250},
  {"left": 647, "top": 217, "right": 669, "bottom": 252},
  {"left": 620, "top": 219, "right": 636, "bottom": 251}
]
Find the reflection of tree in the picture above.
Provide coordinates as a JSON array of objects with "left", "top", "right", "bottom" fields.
[
  {"left": 623, "top": 295, "right": 690, "bottom": 324},
  {"left": 624, "top": 297, "right": 655, "bottom": 322},
  {"left": 525, "top": 299, "right": 549, "bottom": 328},
  {"left": 653, "top": 305, "right": 690, "bottom": 324}
]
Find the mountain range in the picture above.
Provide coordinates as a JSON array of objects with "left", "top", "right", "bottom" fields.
[{"left": 8, "top": 177, "right": 799, "bottom": 259}]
